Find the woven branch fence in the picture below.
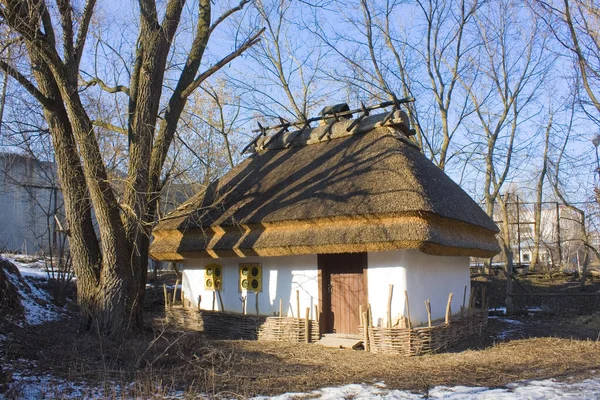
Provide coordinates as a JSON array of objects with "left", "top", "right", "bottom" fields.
[
  {"left": 165, "top": 307, "right": 267, "bottom": 340},
  {"left": 258, "top": 316, "right": 320, "bottom": 343},
  {"left": 360, "top": 309, "right": 487, "bottom": 356}
]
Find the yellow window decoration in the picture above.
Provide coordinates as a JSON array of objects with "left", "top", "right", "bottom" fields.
[
  {"left": 239, "top": 263, "right": 262, "bottom": 292},
  {"left": 204, "top": 264, "right": 222, "bottom": 290}
]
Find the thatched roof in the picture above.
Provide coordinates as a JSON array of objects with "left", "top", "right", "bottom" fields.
[{"left": 151, "top": 112, "right": 500, "bottom": 260}]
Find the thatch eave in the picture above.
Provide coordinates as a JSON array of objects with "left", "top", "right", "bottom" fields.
[{"left": 150, "top": 213, "right": 500, "bottom": 261}]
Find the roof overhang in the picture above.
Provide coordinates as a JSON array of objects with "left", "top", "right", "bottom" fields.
[{"left": 150, "top": 212, "right": 500, "bottom": 261}]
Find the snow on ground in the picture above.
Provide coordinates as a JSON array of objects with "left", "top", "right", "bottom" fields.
[
  {"left": 3, "top": 376, "right": 600, "bottom": 399},
  {"left": 253, "top": 378, "right": 600, "bottom": 400},
  {"left": 1, "top": 255, "right": 65, "bottom": 325}
]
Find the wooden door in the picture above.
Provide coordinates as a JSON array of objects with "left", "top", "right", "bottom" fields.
[{"left": 318, "top": 253, "right": 367, "bottom": 334}]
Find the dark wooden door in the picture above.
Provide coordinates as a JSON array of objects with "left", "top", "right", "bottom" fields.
[{"left": 318, "top": 253, "right": 367, "bottom": 334}]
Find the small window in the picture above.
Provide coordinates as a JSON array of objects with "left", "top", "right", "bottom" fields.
[
  {"left": 204, "top": 264, "right": 222, "bottom": 290},
  {"left": 239, "top": 263, "right": 262, "bottom": 292}
]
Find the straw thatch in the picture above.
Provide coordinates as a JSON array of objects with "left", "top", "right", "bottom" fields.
[{"left": 151, "top": 112, "right": 500, "bottom": 260}]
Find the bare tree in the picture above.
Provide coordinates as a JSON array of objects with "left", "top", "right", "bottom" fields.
[
  {"left": 0, "top": 0, "right": 263, "bottom": 335},
  {"left": 229, "top": 0, "right": 331, "bottom": 125},
  {"left": 530, "top": 109, "right": 553, "bottom": 270},
  {"left": 534, "top": 0, "right": 600, "bottom": 125},
  {"left": 463, "top": 0, "right": 550, "bottom": 218}
]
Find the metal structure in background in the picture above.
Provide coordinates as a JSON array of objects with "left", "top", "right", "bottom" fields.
[
  {"left": 241, "top": 96, "right": 416, "bottom": 155},
  {"left": 481, "top": 199, "right": 596, "bottom": 270}
]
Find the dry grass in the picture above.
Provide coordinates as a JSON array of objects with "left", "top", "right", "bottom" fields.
[
  {"left": 2, "top": 273, "right": 600, "bottom": 398},
  {"left": 2, "top": 313, "right": 600, "bottom": 398}
]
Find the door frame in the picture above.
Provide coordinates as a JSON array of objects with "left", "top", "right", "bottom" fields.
[{"left": 317, "top": 253, "right": 369, "bottom": 335}]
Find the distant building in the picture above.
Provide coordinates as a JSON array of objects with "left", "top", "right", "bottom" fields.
[{"left": 0, "top": 152, "right": 61, "bottom": 254}]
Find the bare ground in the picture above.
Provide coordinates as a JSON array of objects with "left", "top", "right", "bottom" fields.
[{"left": 1, "top": 273, "right": 600, "bottom": 398}]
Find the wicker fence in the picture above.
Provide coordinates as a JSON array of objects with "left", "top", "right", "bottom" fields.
[
  {"left": 258, "top": 316, "right": 320, "bottom": 343},
  {"left": 361, "top": 309, "right": 488, "bottom": 356},
  {"left": 165, "top": 307, "right": 267, "bottom": 340}
]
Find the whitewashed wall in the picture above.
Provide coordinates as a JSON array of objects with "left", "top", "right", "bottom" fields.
[
  {"left": 180, "top": 254, "right": 319, "bottom": 318},
  {"left": 181, "top": 249, "right": 469, "bottom": 329},
  {"left": 368, "top": 249, "right": 470, "bottom": 327}
]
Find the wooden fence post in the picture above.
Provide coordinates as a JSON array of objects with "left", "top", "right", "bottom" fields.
[
  {"left": 296, "top": 290, "right": 300, "bottom": 320},
  {"left": 279, "top": 299, "right": 283, "bottom": 317},
  {"left": 163, "top": 284, "right": 169, "bottom": 310},
  {"left": 445, "top": 293, "right": 453, "bottom": 324},
  {"left": 387, "top": 285, "right": 394, "bottom": 328},
  {"left": 404, "top": 290, "right": 412, "bottom": 329},
  {"left": 305, "top": 307, "right": 311, "bottom": 343},
  {"left": 424, "top": 299, "right": 432, "bottom": 327}
]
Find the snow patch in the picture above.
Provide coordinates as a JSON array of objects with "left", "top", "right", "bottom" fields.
[
  {"left": 2, "top": 256, "right": 64, "bottom": 325},
  {"left": 250, "top": 379, "right": 600, "bottom": 400}
]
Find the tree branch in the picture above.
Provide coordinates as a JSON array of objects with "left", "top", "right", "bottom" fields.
[
  {"left": 81, "top": 77, "right": 130, "bottom": 95},
  {"left": 0, "top": 60, "right": 54, "bottom": 109},
  {"left": 182, "top": 28, "right": 265, "bottom": 98},
  {"left": 74, "top": 0, "right": 97, "bottom": 68},
  {"left": 209, "top": 0, "right": 250, "bottom": 35},
  {"left": 91, "top": 120, "right": 127, "bottom": 135}
]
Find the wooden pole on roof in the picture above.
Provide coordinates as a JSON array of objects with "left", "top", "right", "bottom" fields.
[
  {"left": 212, "top": 291, "right": 216, "bottom": 311},
  {"left": 197, "top": 295, "right": 201, "bottom": 311},
  {"left": 387, "top": 285, "right": 394, "bottom": 328},
  {"left": 314, "top": 305, "right": 319, "bottom": 322},
  {"left": 445, "top": 293, "right": 454, "bottom": 324}
]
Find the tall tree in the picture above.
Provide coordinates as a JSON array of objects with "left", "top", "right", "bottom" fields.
[{"left": 0, "top": 0, "right": 262, "bottom": 335}]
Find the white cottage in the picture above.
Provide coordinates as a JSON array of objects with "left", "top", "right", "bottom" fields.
[{"left": 150, "top": 110, "right": 500, "bottom": 335}]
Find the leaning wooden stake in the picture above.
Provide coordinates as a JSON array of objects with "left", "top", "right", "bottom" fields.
[
  {"left": 279, "top": 299, "right": 283, "bottom": 317},
  {"left": 172, "top": 279, "right": 179, "bottom": 305},
  {"left": 387, "top": 285, "right": 394, "bottom": 328},
  {"left": 163, "top": 284, "right": 169, "bottom": 310},
  {"left": 255, "top": 292, "right": 259, "bottom": 315},
  {"left": 362, "top": 311, "right": 370, "bottom": 352},
  {"left": 462, "top": 286, "right": 467, "bottom": 317},
  {"left": 212, "top": 291, "right": 216, "bottom": 311},
  {"left": 314, "top": 305, "right": 319, "bottom": 322},
  {"left": 469, "top": 287, "right": 476, "bottom": 310},
  {"left": 359, "top": 304, "right": 363, "bottom": 326},
  {"left": 217, "top": 289, "right": 225, "bottom": 312},
  {"left": 445, "top": 293, "right": 454, "bottom": 324},
  {"left": 404, "top": 290, "right": 412, "bottom": 329},
  {"left": 481, "top": 286, "right": 487, "bottom": 311},
  {"left": 305, "top": 307, "right": 311, "bottom": 343},
  {"left": 424, "top": 299, "right": 432, "bottom": 327},
  {"left": 197, "top": 295, "right": 201, "bottom": 311},
  {"left": 296, "top": 290, "right": 300, "bottom": 320}
]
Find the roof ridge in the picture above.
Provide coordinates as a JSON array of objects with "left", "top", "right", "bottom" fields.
[{"left": 254, "top": 110, "right": 417, "bottom": 152}]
